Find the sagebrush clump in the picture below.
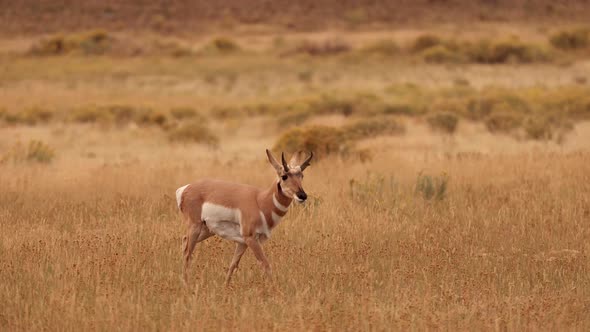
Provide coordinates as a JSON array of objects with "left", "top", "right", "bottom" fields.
[{"left": 167, "top": 120, "right": 219, "bottom": 146}]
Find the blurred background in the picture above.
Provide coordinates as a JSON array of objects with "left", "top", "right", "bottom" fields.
[{"left": 1, "top": 0, "right": 590, "bottom": 163}]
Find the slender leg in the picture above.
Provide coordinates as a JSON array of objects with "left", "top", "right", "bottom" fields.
[
  {"left": 225, "top": 243, "right": 248, "bottom": 286},
  {"left": 183, "top": 221, "right": 203, "bottom": 281},
  {"left": 244, "top": 236, "right": 272, "bottom": 279}
]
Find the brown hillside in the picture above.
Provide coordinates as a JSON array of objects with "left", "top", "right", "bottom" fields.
[{"left": 1, "top": 0, "right": 590, "bottom": 36}]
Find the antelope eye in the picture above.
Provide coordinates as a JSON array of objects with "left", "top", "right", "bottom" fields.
[{"left": 281, "top": 175, "right": 288, "bottom": 180}]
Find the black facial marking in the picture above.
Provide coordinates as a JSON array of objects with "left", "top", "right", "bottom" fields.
[{"left": 281, "top": 175, "right": 288, "bottom": 180}]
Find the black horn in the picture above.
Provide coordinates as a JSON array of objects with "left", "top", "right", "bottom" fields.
[
  {"left": 300, "top": 151, "right": 313, "bottom": 171},
  {"left": 281, "top": 152, "right": 289, "bottom": 171}
]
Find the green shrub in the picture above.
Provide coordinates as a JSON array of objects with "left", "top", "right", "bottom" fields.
[
  {"left": 550, "top": 28, "right": 590, "bottom": 50},
  {"left": 427, "top": 112, "right": 459, "bottom": 134},
  {"left": 167, "top": 120, "right": 219, "bottom": 146}
]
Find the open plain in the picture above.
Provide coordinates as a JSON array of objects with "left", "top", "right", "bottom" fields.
[{"left": 1, "top": 2, "right": 590, "bottom": 330}]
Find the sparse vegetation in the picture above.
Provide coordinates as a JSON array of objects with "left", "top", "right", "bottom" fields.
[
  {"left": 30, "top": 30, "right": 112, "bottom": 56},
  {"left": 167, "top": 120, "right": 219, "bottom": 146},
  {"left": 4, "top": 12, "right": 590, "bottom": 330},
  {"left": 2, "top": 140, "right": 55, "bottom": 164},
  {"left": 550, "top": 28, "right": 590, "bottom": 50}
]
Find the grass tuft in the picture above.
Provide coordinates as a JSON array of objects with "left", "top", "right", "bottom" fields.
[
  {"left": 2, "top": 140, "right": 55, "bottom": 164},
  {"left": 416, "top": 172, "right": 448, "bottom": 201}
]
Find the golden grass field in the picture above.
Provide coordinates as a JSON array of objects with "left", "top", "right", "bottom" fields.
[{"left": 2, "top": 19, "right": 590, "bottom": 330}]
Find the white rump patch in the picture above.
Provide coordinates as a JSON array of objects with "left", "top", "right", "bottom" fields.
[
  {"left": 201, "top": 203, "right": 244, "bottom": 243},
  {"left": 271, "top": 211, "right": 283, "bottom": 226},
  {"left": 175, "top": 184, "right": 189, "bottom": 209},
  {"left": 273, "top": 194, "right": 288, "bottom": 212}
]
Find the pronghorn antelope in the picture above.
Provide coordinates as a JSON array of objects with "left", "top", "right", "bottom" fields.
[{"left": 176, "top": 149, "right": 313, "bottom": 285}]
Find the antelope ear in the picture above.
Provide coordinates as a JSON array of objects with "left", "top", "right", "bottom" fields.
[
  {"left": 266, "top": 149, "right": 284, "bottom": 174},
  {"left": 289, "top": 150, "right": 307, "bottom": 169}
]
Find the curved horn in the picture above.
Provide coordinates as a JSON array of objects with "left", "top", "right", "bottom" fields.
[
  {"left": 281, "top": 152, "right": 289, "bottom": 172},
  {"left": 300, "top": 151, "right": 313, "bottom": 171}
]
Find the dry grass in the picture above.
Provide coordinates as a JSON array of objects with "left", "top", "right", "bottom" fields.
[
  {"left": 1, "top": 141, "right": 590, "bottom": 330},
  {"left": 2, "top": 23, "right": 590, "bottom": 330}
]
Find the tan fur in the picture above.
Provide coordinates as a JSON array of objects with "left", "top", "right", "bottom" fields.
[{"left": 178, "top": 149, "right": 312, "bottom": 285}]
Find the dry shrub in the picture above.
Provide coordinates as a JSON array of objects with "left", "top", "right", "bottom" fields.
[
  {"left": 427, "top": 112, "right": 459, "bottom": 134},
  {"left": 167, "top": 120, "right": 219, "bottom": 146},
  {"left": 411, "top": 34, "right": 442, "bottom": 53},
  {"left": 466, "top": 91, "right": 529, "bottom": 121},
  {"left": 274, "top": 118, "right": 405, "bottom": 158},
  {"left": 170, "top": 107, "right": 199, "bottom": 120},
  {"left": 361, "top": 39, "right": 400, "bottom": 56},
  {"left": 486, "top": 40, "right": 552, "bottom": 63},
  {"left": 30, "top": 30, "right": 112, "bottom": 56},
  {"left": 2, "top": 140, "right": 55, "bottom": 164},
  {"left": 485, "top": 112, "right": 523, "bottom": 133},
  {"left": 422, "top": 45, "right": 464, "bottom": 63},
  {"left": 273, "top": 126, "right": 346, "bottom": 158},
  {"left": 291, "top": 39, "right": 351, "bottom": 56},
  {"left": 550, "top": 28, "right": 590, "bottom": 50},
  {"left": 346, "top": 118, "right": 405, "bottom": 139},
  {"left": 418, "top": 38, "right": 551, "bottom": 64},
  {"left": 70, "top": 105, "right": 158, "bottom": 126},
  {"left": 2, "top": 107, "right": 54, "bottom": 125},
  {"left": 524, "top": 117, "right": 553, "bottom": 140},
  {"left": 70, "top": 106, "right": 112, "bottom": 124},
  {"left": 200, "top": 37, "right": 240, "bottom": 55},
  {"left": 151, "top": 39, "right": 194, "bottom": 57}
]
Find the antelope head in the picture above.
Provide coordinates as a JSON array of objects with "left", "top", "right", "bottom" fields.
[{"left": 266, "top": 149, "right": 313, "bottom": 203}]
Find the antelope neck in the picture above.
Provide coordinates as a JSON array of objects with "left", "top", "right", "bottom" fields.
[
  {"left": 274, "top": 180, "right": 292, "bottom": 208},
  {"left": 256, "top": 180, "right": 292, "bottom": 230}
]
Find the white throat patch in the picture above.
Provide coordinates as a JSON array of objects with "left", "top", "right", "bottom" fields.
[{"left": 273, "top": 193, "right": 288, "bottom": 212}]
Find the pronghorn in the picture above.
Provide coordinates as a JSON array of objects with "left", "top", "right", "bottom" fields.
[{"left": 176, "top": 149, "right": 313, "bottom": 285}]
